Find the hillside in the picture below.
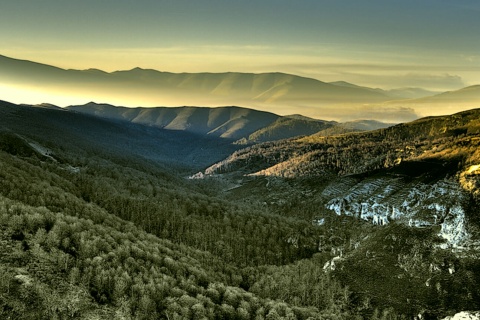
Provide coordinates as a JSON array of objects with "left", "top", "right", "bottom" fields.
[
  {"left": 234, "top": 115, "right": 336, "bottom": 145},
  {"left": 69, "top": 103, "right": 349, "bottom": 144},
  {"left": 329, "top": 81, "right": 439, "bottom": 99},
  {"left": 313, "top": 119, "right": 395, "bottom": 137},
  {"left": 0, "top": 131, "right": 332, "bottom": 319},
  {"left": 0, "top": 100, "right": 239, "bottom": 171},
  {"left": 1, "top": 98, "right": 479, "bottom": 319},
  {"left": 193, "top": 108, "right": 480, "bottom": 317},
  {"left": 67, "top": 103, "right": 280, "bottom": 140},
  {"left": 200, "top": 108, "right": 480, "bottom": 178},
  {"left": 196, "top": 108, "right": 480, "bottom": 248},
  {"left": 0, "top": 100, "right": 358, "bottom": 318}
]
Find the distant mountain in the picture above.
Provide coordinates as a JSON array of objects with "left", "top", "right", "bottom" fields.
[
  {"left": 415, "top": 85, "right": 480, "bottom": 103},
  {"left": 329, "top": 81, "right": 384, "bottom": 93},
  {"left": 384, "top": 85, "right": 480, "bottom": 116},
  {"left": 329, "top": 81, "right": 440, "bottom": 99},
  {"left": 67, "top": 103, "right": 279, "bottom": 140},
  {"left": 3, "top": 54, "right": 476, "bottom": 121},
  {"left": 67, "top": 103, "right": 400, "bottom": 144},
  {"left": 28, "top": 103, "right": 63, "bottom": 110},
  {"left": 340, "top": 119, "right": 396, "bottom": 131},
  {"left": 385, "top": 87, "right": 440, "bottom": 99},
  {"left": 313, "top": 119, "right": 395, "bottom": 136},
  {"left": 1, "top": 54, "right": 398, "bottom": 119}
]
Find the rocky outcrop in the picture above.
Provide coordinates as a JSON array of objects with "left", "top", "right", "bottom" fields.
[
  {"left": 443, "top": 311, "right": 480, "bottom": 320},
  {"left": 325, "top": 178, "right": 470, "bottom": 247}
]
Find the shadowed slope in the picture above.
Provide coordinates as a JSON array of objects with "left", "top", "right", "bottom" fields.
[{"left": 0, "top": 100, "right": 239, "bottom": 171}]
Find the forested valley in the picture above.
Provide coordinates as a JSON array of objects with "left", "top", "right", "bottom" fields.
[{"left": 1, "top": 101, "right": 479, "bottom": 319}]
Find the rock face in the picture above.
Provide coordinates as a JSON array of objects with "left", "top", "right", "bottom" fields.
[
  {"left": 443, "top": 311, "right": 480, "bottom": 320},
  {"left": 324, "top": 178, "right": 470, "bottom": 247}
]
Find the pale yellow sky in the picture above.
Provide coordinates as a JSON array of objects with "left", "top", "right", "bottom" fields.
[{"left": 1, "top": 0, "right": 479, "bottom": 119}]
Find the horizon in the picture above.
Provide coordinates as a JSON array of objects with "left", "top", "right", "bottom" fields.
[
  {"left": 1, "top": 1, "right": 479, "bottom": 122},
  {"left": 4, "top": 52, "right": 475, "bottom": 92},
  {"left": 1, "top": 52, "right": 479, "bottom": 123},
  {"left": 1, "top": 1, "right": 479, "bottom": 91}
]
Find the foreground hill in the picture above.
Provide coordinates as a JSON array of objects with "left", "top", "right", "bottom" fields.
[
  {"left": 0, "top": 133, "right": 330, "bottom": 319},
  {"left": 0, "top": 99, "right": 356, "bottom": 318}
]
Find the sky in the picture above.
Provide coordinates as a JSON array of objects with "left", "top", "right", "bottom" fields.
[{"left": 1, "top": 0, "right": 479, "bottom": 91}]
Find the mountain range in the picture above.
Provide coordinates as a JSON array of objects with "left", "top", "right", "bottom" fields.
[
  {"left": 66, "top": 102, "right": 394, "bottom": 144},
  {"left": 2, "top": 54, "right": 479, "bottom": 122}
]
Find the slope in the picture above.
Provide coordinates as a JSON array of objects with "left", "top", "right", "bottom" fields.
[
  {"left": 200, "top": 108, "right": 480, "bottom": 178},
  {"left": 0, "top": 100, "right": 239, "bottom": 171},
  {"left": 197, "top": 108, "right": 480, "bottom": 247},
  {"left": 193, "top": 108, "right": 480, "bottom": 318},
  {"left": 0, "top": 98, "right": 378, "bottom": 319},
  {"left": 68, "top": 103, "right": 352, "bottom": 144},
  {"left": 330, "top": 81, "right": 440, "bottom": 99},
  {"left": 0, "top": 134, "right": 330, "bottom": 319},
  {"left": 67, "top": 103, "right": 280, "bottom": 140},
  {"left": 234, "top": 115, "right": 337, "bottom": 144},
  {"left": 1, "top": 97, "right": 479, "bottom": 318}
]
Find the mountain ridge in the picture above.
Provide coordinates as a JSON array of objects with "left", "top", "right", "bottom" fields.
[
  {"left": 66, "top": 102, "right": 394, "bottom": 144},
  {"left": 0, "top": 54, "right": 421, "bottom": 121},
  {"left": 382, "top": 85, "right": 480, "bottom": 117}
]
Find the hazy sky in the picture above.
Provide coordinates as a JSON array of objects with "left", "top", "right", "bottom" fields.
[{"left": 1, "top": 0, "right": 479, "bottom": 90}]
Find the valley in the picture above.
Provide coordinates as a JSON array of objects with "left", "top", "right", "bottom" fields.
[
  {"left": 2, "top": 1, "right": 479, "bottom": 318},
  {"left": 0, "top": 99, "right": 479, "bottom": 319}
]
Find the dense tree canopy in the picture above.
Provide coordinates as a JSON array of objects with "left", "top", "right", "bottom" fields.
[{"left": 1, "top": 104, "right": 479, "bottom": 319}]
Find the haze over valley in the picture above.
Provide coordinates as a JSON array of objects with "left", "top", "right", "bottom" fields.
[{"left": 2, "top": 54, "right": 480, "bottom": 123}]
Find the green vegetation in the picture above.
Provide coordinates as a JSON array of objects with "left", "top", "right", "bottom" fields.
[
  {"left": 235, "top": 116, "right": 335, "bottom": 145},
  {"left": 0, "top": 102, "right": 479, "bottom": 319}
]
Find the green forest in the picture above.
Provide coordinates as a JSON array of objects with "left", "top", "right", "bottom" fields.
[{"left": 1, "top": 103, "right": 479, "bottom": 319}]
